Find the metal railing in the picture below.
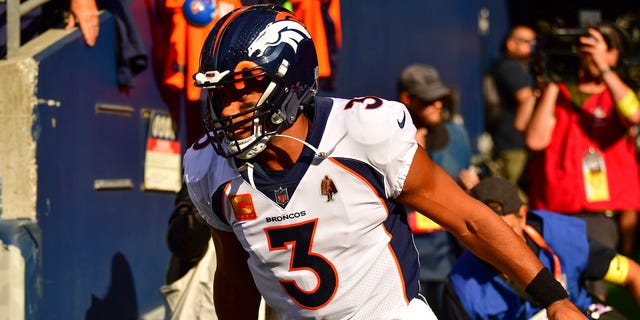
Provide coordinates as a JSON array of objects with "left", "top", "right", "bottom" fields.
[{"left": 2, "top": 0, "right": 51, "bottom": 58}]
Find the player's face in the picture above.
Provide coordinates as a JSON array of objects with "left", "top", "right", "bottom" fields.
[{"left": 212, "top": 77, "right": 270, "bottom": 139}]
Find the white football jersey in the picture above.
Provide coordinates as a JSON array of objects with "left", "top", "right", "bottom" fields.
[{"left": 184, "top": 96, "right": 435, "bottom": 319}]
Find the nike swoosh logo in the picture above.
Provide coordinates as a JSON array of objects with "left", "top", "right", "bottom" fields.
[{"left": 397, "top": 111, "right": 406, "bottom": 128}]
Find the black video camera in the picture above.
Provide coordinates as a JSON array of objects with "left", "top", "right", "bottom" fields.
[{"left": 531, "top": 27, "right": 592, "bottom": 83}]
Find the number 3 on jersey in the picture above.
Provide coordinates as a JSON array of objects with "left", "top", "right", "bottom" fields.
[{"left": 265, "top": 218, "right": 338, "bottom": 310}]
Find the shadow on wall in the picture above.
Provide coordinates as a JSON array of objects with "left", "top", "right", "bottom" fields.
[{"left": 85, "top": 252, "right": 139, "bottom": 320}]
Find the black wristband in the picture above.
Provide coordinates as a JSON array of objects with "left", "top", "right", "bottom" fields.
[{"left": 525, "top": 267, "right": 568, "bottom": 307}]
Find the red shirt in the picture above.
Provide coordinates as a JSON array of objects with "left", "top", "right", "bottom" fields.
[{"left": 528, "top": 83, "right": 640, "bottom": 213}]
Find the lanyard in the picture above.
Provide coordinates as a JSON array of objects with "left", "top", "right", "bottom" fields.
[{"left": 522, "top": 225, "right": 563, "bottom": 283}]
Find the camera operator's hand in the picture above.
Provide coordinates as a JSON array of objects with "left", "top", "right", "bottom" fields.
[
  {"left": 578, "top": 28, "right": 611, "bottom": 73},
  {"left": 535, "top": 73, "right": 553, "bottom": 92}
]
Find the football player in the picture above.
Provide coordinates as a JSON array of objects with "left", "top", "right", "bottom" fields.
[{"left": 184, "top": 4, "right": 587, "bottom": 319}]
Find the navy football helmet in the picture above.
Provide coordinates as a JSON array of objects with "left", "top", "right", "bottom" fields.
[{"left": 194, "top": 4, "right": 319, "bottom": 159}]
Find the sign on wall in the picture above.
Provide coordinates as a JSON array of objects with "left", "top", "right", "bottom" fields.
[{"left": 143, "top": 111, "right": 181, "bottom": 192}]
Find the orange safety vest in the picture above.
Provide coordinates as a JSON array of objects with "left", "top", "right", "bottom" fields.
[
  {"left": 289, "top": 0, "right": 341, "bottom": 80},
  {"left": 160, "top": 0, "right": 340, "bottom": 102},
  {"left": 161, "top": 0, "right": 242, "bottom": 102}
]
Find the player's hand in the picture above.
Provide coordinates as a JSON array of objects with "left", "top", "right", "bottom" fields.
[
  {"left": 65, "top": 0, "right": 100, "bottom": 47},
  {"left": 546, "top": 299, "right": 588, "bottom": 320}
]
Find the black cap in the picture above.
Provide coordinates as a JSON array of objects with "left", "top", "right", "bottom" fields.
[
  {"left": 470, "top": 177, "right": 524, "bottom": 215},
  {"left": 398, "top": 64, "right": 451, "bottom": 102}
]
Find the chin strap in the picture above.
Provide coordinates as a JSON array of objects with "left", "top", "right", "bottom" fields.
[
  {"left": 273, "top": 133, "right": 327, "bottom": 158},
  {"left": 231, "top": 133, "right": 327, "bottom": 188}
]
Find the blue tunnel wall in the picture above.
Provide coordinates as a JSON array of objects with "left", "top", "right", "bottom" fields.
[
  {"left": 33, "top": 10, "right": 174, "bottom": 320},
  {"left": 330, "top": 0, "right": 510, "bottom": 151}
]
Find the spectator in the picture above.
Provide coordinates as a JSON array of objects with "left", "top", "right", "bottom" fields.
[
  {"left": 66, "top": 0, "right": 100, "bottom": 47},
  {"left": 0, "top": 0, "right": 99, "bottom": 58},
  {"left": 443, "top": 176, "right": 640, "bottom": 319},
  {"left": 184, "top": 4, "right": 586, "bottom": 319},
  {"left": 396, "top": 63, "right": 473, "bottom": 316},
  {"left": 525, "top": 23, "right": 640, "bottom": 301},
  {"left": 486, "top": 25, "right": 537, "bottom": 199},
  {"left": 161, "top": 185, "right": 216, "bottom": 319}
]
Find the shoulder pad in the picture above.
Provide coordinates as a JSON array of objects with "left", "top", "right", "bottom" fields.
[{"left": 343, "top": 97, "right": 412, "bottom": 145}]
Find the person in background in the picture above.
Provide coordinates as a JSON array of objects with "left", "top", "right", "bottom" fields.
[
  {"left": 66, "top": 0, "right": 100, "bottom": 47},
  {"left": 0, "top": 0, "right": 99, "bottom": 58},
  {"left": 184, "top": 4, "right": 586, "bottom": 319},
  {"left": 443, "top": 177, "right": 640, "bottom": 320},
  {"left": 156, "top": 0, "right": 341, "bottom": 146},
  {"left": 486, "top": 25, "right": 538, "bottom": 199},
  {"left": 525, "top": 23, "right": 640, "bottom": 301},
  {"left": 396, "top": 63, "right": 475, "bottom": 317}
]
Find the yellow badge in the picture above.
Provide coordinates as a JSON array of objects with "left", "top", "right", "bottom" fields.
[{"left": 582, "top": 148, "right": 610, "bottom": 202}]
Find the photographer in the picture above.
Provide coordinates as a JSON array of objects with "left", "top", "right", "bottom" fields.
[
  {"left": 525, "top": 23, "right": 640, "bottom": 301},
  {"left": 486, "top": 25, "right": 538, "bottom": 199}
]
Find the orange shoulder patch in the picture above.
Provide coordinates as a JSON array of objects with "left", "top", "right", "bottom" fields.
[{"left": 229, "top": 194, "right": 258, "bottom": 221}]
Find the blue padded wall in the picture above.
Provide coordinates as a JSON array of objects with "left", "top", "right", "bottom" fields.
[
  {"left": 33, "top": 9, "right": 173, "bottom": 320},
  {"left": 330, "top": 0, "right": 511, "bottom": 151}
]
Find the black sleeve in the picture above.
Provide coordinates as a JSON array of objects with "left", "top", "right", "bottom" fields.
[
  {"left": 583, "top": 237, "right": 617, "bottom": 280},
  {"left": 440, "top": 279, "right": 474, "bottom": 320},
  {"left": 493, "top": 58, "right": 531, "bottom": 96}
]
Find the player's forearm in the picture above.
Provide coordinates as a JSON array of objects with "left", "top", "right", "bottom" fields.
[
  {"left": 402, "top": 155, "right": 544, "bottom": 286},
  {"left": 457, "top": 210, "right": 543, "bottom": 288},
  {"left": 213, "top": 270, "right": 261, "bottom": 319}
]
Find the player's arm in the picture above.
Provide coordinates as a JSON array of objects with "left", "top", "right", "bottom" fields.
[
  {"left": 396, "top": 147, "right": 586, "bottom": 319},
  {"left": 210, "top": 227, "right": 261, "bottom": 320}
]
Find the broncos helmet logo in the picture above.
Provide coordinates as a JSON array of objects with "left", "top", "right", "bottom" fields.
[{"left": 248, "top": 20, "right": 311, "bottom": 58}]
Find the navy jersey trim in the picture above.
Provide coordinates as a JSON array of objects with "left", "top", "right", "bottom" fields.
[
  {"left": 237, "top": 96, "right": 334, "bottom": 203},
  {"left": 211, "top": 181, "right": 231, "bottom": 226},
  {"left": 331, "top": 157, "right": 420, "bottom": 301}
]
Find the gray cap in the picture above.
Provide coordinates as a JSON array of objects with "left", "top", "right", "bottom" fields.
[
  {"left": 399, "top": 64, "right": 451, "bottom": 102},
  {"left": 470, "top": 177, "right": 524, "bottom": 215}
]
